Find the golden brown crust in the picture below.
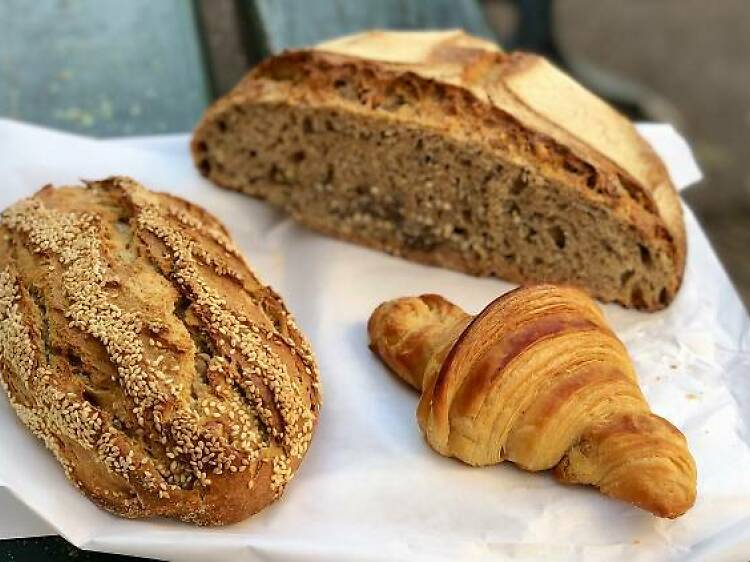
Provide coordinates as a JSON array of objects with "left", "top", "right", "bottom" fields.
[
  {"left": 192, "top": 30, "right": 685, "bottom": 309},
  {"left": 368, "top": 285, "right": 696, "bottom": 518},
  {"left": 0, "top": 177, "right": 321, "bottom": 525}
]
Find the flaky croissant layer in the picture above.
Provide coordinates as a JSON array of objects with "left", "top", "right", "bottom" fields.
[{"left": 368, "top": 285, "right": 696, "bottom": 518}]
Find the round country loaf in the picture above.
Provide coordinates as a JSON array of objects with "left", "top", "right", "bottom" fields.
[{"left": 0, "top": 177, "right": 321, "bottom": 525}]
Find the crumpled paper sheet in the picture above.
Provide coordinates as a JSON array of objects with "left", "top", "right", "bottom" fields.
[{"left": 0, "top": 118, "right": 748, "bottom": 562}]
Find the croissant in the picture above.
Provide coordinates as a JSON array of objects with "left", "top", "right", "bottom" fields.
[{"left": 368, "top": 285, "right": 696, "bottom": 518}]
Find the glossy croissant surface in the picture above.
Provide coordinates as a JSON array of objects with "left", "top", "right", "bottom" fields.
[{"left": 368, "top": 285, "right": 696, "bottom": 518}]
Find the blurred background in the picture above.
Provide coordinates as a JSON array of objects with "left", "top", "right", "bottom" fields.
[{"left": 0, "top": 0, "right": 747, "bottom": 308}]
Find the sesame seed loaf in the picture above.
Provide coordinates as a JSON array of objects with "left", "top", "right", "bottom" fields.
[
  {"left": 0, "top": 177, "right": 321, "bottom": 525},
  {"left": 192, "top": 30, "right": 686, "bottom": 310}
]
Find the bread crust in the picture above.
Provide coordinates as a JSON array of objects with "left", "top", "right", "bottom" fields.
[
  {"left": 192, "top": 30, "right": 685, "bottom": 309},
  {"left": 0, "top": 177, "right": 321, "bottom": 525}
]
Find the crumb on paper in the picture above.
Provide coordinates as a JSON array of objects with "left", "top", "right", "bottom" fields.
[
  {"left": 686, "top": 393, "right": 699, "bottom": 400},
  {"left": 632, "top": 539, "right": 641, "bottom": 545},
  {"left": 670, "top": 364, "right": 678, "bottom": 369}
]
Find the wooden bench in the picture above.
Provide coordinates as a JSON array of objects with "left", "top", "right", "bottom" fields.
[
  {"left": 0, "top": 0, "right": 496, "bottom": 138},
  {"left": 0, "top": 0, "right": 210, "bottom": 137}
]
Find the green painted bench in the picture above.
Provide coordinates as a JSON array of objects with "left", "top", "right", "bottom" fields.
[
  {"left": 0, "top": 0, "right": 496, "bottom": 139},
  {"left": 0, "top": 0, "right": 210, "bottom": 137}
]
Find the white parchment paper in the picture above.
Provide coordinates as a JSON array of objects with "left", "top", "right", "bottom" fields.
[{"left": 0, "top": 118, "right": 748, "bottom": 562}]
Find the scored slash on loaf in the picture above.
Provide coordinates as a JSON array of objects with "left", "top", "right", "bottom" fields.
[
  {"left": 0, "top": 177, "right": 321, "bottom": 525},
  {"left": 368, "top": 285, "right": 696, "bottom": 518},
  {"left": 192, "top": 29, "right": 686, "bottom": 310}
]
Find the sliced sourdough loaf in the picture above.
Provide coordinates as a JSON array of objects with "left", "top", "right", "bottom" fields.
[{"left": 192, "top": 30, "right": 685, "bottom": 310}]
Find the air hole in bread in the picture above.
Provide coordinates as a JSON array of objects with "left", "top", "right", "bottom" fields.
[
  {"left": 631, "top": 286, "right": 647, "bottom": 309},
  {"left": 269, "top": 163, "right": 282, "bottom": 183},
  {"left": 639, "top": 244, "right": 653, "bottom": 267},
  {"left": 548, "top": 225, "right": 566, "bottom": 249},
  {"left": 510, "top": 176, "right": 526, "bottom": 195},
  {"left": 620, "top": 269, "right": 635, "bottom": 287},
  {"left": 659, "top": 287, "right": 669, "bottom": 306}
]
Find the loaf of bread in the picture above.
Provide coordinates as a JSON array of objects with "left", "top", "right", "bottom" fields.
[
  {"left": 192, "top": 29, "right": 685, "bottom": 310},
  {"left": 0, "top": 177, "right": 321, "bottom": 525},
  {"left": 368, "top": 285, "right": 696, "bottom": 518}
]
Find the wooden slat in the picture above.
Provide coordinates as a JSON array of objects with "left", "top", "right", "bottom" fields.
[
  {"left": 0, "top": 0, "right": 210, "bottom": 136},
  {"left": 239, "top": 0, "right": 497, "bottom": 61}
]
